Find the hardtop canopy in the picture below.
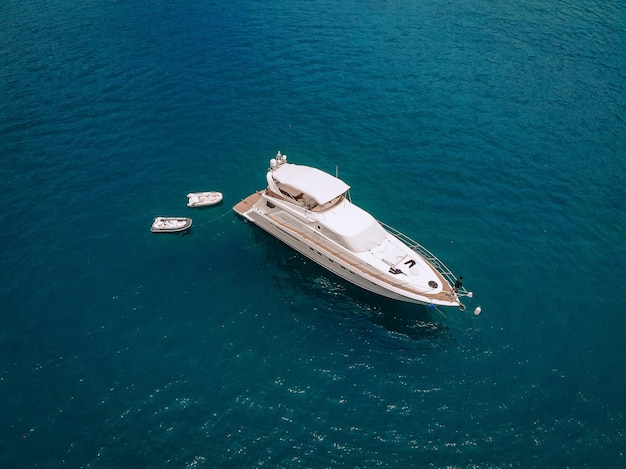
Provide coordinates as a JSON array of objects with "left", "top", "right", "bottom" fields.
[{"left": 272, "top": 163, "right": 350, "bottom": 205}]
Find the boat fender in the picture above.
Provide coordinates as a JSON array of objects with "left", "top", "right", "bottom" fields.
[{"left": 473, "top": 306, "right": 482, "bottom": 316}]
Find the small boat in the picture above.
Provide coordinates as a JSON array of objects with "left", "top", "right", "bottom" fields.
[
  {"left": 186, "top": 191, "right": 223, "bottom": 208},
  {"left": 234, "top": 151, "right": 473, "bottom": 310},
  {"left": 150, "top": 217, "right": 192, "bottom": 233}
]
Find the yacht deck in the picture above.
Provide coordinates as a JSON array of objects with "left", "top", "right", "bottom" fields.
[
  {"left": 234, "top": 191, "right": 263, "bottom": 215},
  {"left": 234, "top": 190, "right": 460, "bottom": 305},
  {"left": 266, "top": 212, "right": 458, "bottom": 304}
]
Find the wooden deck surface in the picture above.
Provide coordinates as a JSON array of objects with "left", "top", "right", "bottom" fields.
[{"left": 233, "top": 191, "right": 262, "bottom": 215}]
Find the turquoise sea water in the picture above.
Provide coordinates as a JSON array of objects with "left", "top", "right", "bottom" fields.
[{"left": 1, "top": 0, "right": 625, "bottom": 466}]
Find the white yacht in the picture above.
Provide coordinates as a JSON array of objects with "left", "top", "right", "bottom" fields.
[{"left": 234, "top": 151, "right": 473, "bottom": 310}]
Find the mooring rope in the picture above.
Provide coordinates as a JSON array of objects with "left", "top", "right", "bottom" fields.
[
  {"left": 194, "top": 208, "right": 234, "bottom": 226},
  {"left": 429, "top": 304, "right": 447, "bottom": 318}
]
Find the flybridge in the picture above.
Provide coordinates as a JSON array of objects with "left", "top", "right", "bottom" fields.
[{"left": 268, "top": 151, "right": 350, "bottom": 206}]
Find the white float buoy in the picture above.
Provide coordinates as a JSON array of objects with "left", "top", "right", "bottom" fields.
[{"left": 473, "top": 306, "right": 482, "bottom": 316}]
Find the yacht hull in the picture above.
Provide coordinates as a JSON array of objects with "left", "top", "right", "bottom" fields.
[{"left": 234, "top": 191, "right": 461, "bottom": 307}]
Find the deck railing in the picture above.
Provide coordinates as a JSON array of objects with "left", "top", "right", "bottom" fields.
[{"left": 379, "top": 221, "right": 472, "bottom": 298}]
